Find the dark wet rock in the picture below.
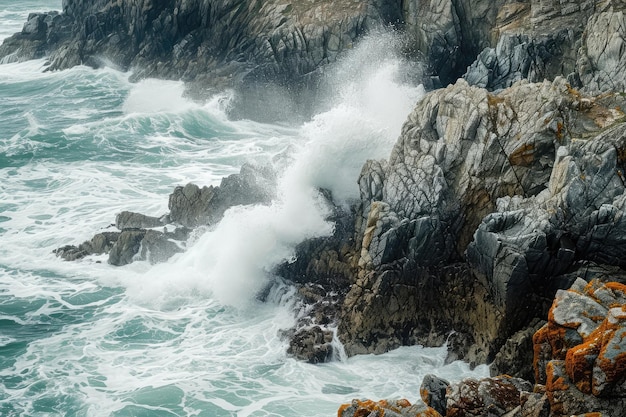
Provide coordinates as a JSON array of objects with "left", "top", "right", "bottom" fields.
[
  {"left": 108, "top": 230, "right": 146, "bottom": 266},
  {"left": 54, "top": 163, "right": 269, "bottom": 267},
  {"left": 490, "top": 319, "right": 546, "bottom": 383},
  {"left": 0, "top": 11, "right": 72, "bottom": 64},
  {"left": 54, "top": 231, "right": 119, "bottom": 261},
  {"left": 108, "top": 228, "right": 187, "bottom": 266},
  {"left": 115, "top": 211, "right": 165, "bottom": 230},
  {"left": 446, "top": 376, "right": 532, "bottom": 417},
  {"left": 286, "top": 325, "right": 333, "bottom": 364},
  {"left": 276, "top": 189, "right": 357, "bottom": 292},
  {"left": 0, "top": 0, "right": 398, "bottom": 106},
  {"left": 420, "top": 374, "right": 449, "bottom": 416},
  {"left": 168, "top": 163, "right": 276, "bottom": 228}
]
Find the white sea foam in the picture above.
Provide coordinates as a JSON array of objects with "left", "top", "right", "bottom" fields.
[{"left": 123, "top": 79, "right": 195, "bottom": 114}]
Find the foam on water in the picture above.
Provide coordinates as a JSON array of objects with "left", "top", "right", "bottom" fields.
[{"left": 1, "top": 17, "right": 488, "bottom": 417}]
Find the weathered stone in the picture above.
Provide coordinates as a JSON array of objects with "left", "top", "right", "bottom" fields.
[
  {"left": 168, "top": 163, "right": 276, "bottom": 228},
  {"left": 490, "top": 319, "right": 546, "bottom": 383},
  {"left": 519, "top": 392, "right": 549, "bottom": 417},
  {"left": 54, "top": 231, "right": 119, "bottom": 261},
  {"left": 0, "top": 0, "right": 398, "bottom": 118},
  {"left": 108, "top": 230, "right": 146, "bottom": 266},
  {"left": 446, "top": 376, "right": 532, "bottom": 417},
  {"left": 338, "top": 398, "right": 441, "bottom": 417},
  {"left": 532, "top": 280, "right": 626, "bottom": 415},
  {"left": 577, "top": 10, "right": 626, "bottom": 95},
  {"left": 286, "top": 326, "right": 333, "bottom": 364},
  {"left": 115, "top": 211, "right": 165, "bottom": 230},
  {"left": 420, "top": 374, "right": 449, "bottom": 416}
]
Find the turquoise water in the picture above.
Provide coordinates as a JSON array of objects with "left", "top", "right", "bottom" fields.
[{"left": 0, "top": 3, "right": 487, "bottom": 416}]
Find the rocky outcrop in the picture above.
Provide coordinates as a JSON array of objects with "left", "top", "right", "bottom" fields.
[
  {"left": 0, "top": 11, "right": 72, "bottom": 64},
  {"left": 168, "top": 163, "right": 275, "bottom": 228},
  {"left": 54, "top": 163, "right": 274, "bottom": 265},
  {"left": 533, "top": 279, "right": 626, "bottom": 415},
  {"left": 338, "top": 280, "right": 626, "bottom": 416},
  {"left": 338, "top": 398, "right": 442, "bottom": 417},
  {"left": 54, "top": 219, "right": 188, "bottom": 266},
  {"left": 5, "top": 1, "right": 626, "bottom": 119},
  {"left": 301, "top": 74, "right": 626, "bottom": 367},
  {"left": 0, "top": 0, "right": 399, "bottom": 107}
]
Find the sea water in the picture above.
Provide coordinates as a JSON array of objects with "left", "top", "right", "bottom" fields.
[{"left": 0, "top": 2, "right": 488, "bottom": 416}]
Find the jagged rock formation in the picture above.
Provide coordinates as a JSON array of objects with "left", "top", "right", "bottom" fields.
[
  {"left": 4, "top": 1, "right": 626, "bottom": 114},
  {"left": 533, "top": 279, "right": 626, "bottom": 415},
  {"left": 0, "top": 0, "right": 396, "bottom": 96},
  {"left": 330, "top": 76, "right": 626, "bottom": 365},
  {"left": 54, "top": 163, "right": 274, "bottom": 265},
  {"left": 168, "top": 163, "right": 275, "bottom": 228}
]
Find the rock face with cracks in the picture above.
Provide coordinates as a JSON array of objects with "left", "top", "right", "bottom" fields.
[{"left": 336, "top": 76, "right": 626, "bottom": 366}]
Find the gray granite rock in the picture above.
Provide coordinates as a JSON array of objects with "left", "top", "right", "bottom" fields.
[
  {"left": 168, "top": 163, "right": 275, "bottom": 228},
  {"left": 420, "top": 374, "right": 449, "bottom": 416},
  {"left": 336, "top": 76, "right": 626, "bottom": 365}
]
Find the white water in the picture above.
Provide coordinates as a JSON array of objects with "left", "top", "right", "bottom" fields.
[{"left": 0, "top": 5, "right": 488, "bottom": 415}]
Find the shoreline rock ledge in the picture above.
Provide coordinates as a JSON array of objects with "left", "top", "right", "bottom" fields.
[{"left": 339, "top": 280, "right": 626, "bottom": 416}]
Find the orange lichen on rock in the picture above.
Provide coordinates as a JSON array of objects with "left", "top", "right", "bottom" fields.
[
  {"left": 395, "top": 399, "right": 411, "bottom": 408},
  {"left": 605, "top": 282, "right": 626, "bottom": 297},
  {"left": 565, "top": 323, "right": 604, "bottom": 394},
  {"left": 337, "top": 398, "right": 427, "bottom": 417},
  {"left": 592, "top": 311, "right": 626, "bottom": 396},
  {"left": 546, "top": 361, "right": 570, "bottom": 393}
]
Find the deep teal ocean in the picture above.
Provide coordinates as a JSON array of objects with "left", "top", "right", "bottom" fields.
[{"left": 0, "top": 2, "right": 486, "bottom": 416}]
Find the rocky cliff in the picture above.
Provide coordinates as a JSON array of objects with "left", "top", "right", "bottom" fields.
[
  {"left": 4, "top": 0, "right": 626, "bottom": 113},
  {"left": 0, "top": 0, "right": 400, "bottom": 118},
  {"left": 7, "top": 1, "right": 626, "bottom": 415}
]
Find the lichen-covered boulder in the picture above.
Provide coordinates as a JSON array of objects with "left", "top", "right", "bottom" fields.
[
  {"left": 338, "top": 398, "right": 441, "bottom": 417},
  {"left": 420, "top": 374, "right": 449, "bottom": 416},
  {"left": 445, "top": 376, "right": 532, "bottom": 417},
  {"left": 533, "top": 279, "right": 626, "bottom": 415}
]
